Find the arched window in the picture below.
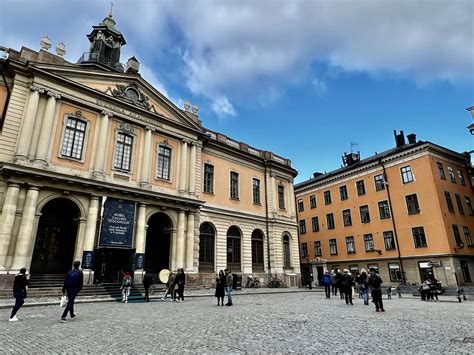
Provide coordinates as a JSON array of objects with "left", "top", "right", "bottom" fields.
[
  {"left": 227, "top": 226, "right": 241, "bottom": 271},
  {"left": 199, "top": 223, "right": 215, "bottom": 271},
  {"left": 283, "top": 234, "right": 291, "bottom": 269},
  {"left": 251, "top": 230, "right": 264, "bottom": 272}
]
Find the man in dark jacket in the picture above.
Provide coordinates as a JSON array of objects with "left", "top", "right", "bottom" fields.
[
  {"left": 142, "top": 270, "right": 153, "bottom": 302},
  {"left": 61, "top": 260, "right": 84, "bottom": 322},
  {"left": 368, "top": 268, "right": 384, "bottom": 312},
  {"left": 9, "top": 267, "right": 28, "bottom": 322},
  {"left": 341, "top": 269, "right": 354, "bottom": 305},
  {"left": 224, "top": 268, "right": 233, "bottom": 306}
]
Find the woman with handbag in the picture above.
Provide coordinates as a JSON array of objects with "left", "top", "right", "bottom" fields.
[{"left": 215, "top": 270, "right": 225, "bottom": 306}]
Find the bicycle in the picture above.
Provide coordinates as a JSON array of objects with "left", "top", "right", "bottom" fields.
[
  {"left": 268, "top": 278, "right": 282, "bottom": 288},
  {"left": 246, "top": 275, "right": 261, "bottom": 288}
]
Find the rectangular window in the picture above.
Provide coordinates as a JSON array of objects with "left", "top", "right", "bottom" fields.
[
  {"left": 356, "top": 180, "right": 366, "bottom": 196},
  {"left": 326, "top": 213, "right": 335, "bottom": 229},
  {"left": 329, "top": 239, "right": 338, "bottom": 255},
  {"left": 367, "top": 263, "right": 379, "bottom": 273},
  {"left": 113, "top": 132, "right": 133, "bottom": 171},
  {"left": 364, "top": 234, "right": 374, "bottom": 251},
  {"left": 447, "top": 166, "right": 456, "bottom": 183},
  {"left": 444, "top": 191, "right": 455, "bottom": 213},
  {"left": 383, "top": 231, "right": 396, "bottom": 250},
  {"left": 342, "top": 209, "right": 352, "bottom": 226},
  {"left": 412, "top": 226, "right": 427, "bottom": 248},
  {"left": 299, "top": 220, "right": 306, "bottom": 234},
  {"left": 310, "top": 195, "right": 317, "bottom": 209},
  {"left": 297, "top": 199, "right": 304, "bottom": 212},
  {"left": 374, "top": 174, "right": 386, "bottom": 191},
  {"left": 452, "top": 224, "right": 463, "bottom": 247},
  {"left": 278, "top": 185, "right": 285, "bottom": 209},
  {"left": 360, "top": 205, "right": 371, "bottom": 223},
  {"left": 406, "top": 194, "right": 420, "bottom": 214},
  {"left": 301, "top": 242, "right": 308, "bottom": 257},
  {"left": 463, "top": 226, "right": 473, "bottom": 246},
  {"left": 401, "top": 165, "right": 414, "bottom": 184},
  {"left": 458, "top": 170, "right": 466, "bottom": 186},
  {"left": 324, "top": 190, "right": 332, "bottom": 205},
  {"left": 455, "top": 194, "right": 464, "bottom": 215},
  {"left": 252, "top": 178, "right": 261, "bottom": 204},
  {"left": 346, "top": 236, "right": 356, "bottom": 253},
  {"left": 156, "top": 145, "right": 172, "bottom": 180},
  {"left": 339, "top": 185, "right": 348, "bottom": 200},
  {"left": 389, "top": 263, "right": 402, "bottom": 281},
  {"left": 378, "top": 200, "right": 391, "bottom": 219},
  {"left": 203, "top": 164, "right": 214, "bottom": 193},
  {"left": 465, "top": 196, "right": 474, "bottom": 215},
  {"left": 311, "top": 216, "right": 319, "bottom": 232},
  {"left": 314, "top": 241, "right": 322, "bottom": 256},
  {"left": 437, "top": 162, "right": 446, "bottom": 180},
  {"left": 230, "top": 172, "right": 239, "bottom": 199},
  {"left": 349, "top": 265, "right": 359, "bottom": 276},
  {"left": 61, "top": 117, "right": 86, "bottom": 160}
]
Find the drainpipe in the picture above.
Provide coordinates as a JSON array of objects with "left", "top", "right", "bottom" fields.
[
  {"left": 379, "top": 158, "right": 406, "bottom": 285},
  {"left": 264, "top": 160, "right": 272, "bottom": 285}
]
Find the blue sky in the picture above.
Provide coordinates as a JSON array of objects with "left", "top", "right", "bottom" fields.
[{"left": 1, "top": 0, "right": 473, "bottom": 183}]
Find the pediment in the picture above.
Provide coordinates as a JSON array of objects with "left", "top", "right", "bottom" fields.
[{"left": 34, "top": 65, "right": 203, "bottom": 132}]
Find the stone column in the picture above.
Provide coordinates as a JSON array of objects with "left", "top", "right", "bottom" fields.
[
  {"left": 185, "top": 212, "right": 195, "bottom": 272},
  {"left": 178, "top": 140, "right": 188, "bottom": 191},
  {"left": 140, "top": 127, "right": 153, "bottom": 188},
  {"left": 135, "top": 204, "right": 147, "bottom": 254},
  {"left": 271, "top": 174, "right": 278, "bottom": 212},
  {"left": 11, "top": 186, "right": 40, "bottom": 270},
  {"left": 171, "top": 227, "right": 178, "bottom": 270},
  {"left": 176, "top": 210, "right": 186, "bottom": 268},
  {"left": 15, "top": 85, "right": 43, "bottom": 160},
  {"left": 287, "top": 180, "right": 295, "bottom": 216},
  {"left": 82, "top": 196, "right": 100, "bottom": 253},
  {"left": 188, "top": 143, "right": 196, "bottom": 194},
  {"left": 73, "top": 218, "right": 87, "bottom": 262},
  {"left": 33, "top": 90, "right": 60, "bottom": 166},
  {"left": 0, "top": 183, "right": 20, "bottom": 270},
  {"left": 92, "top": 110, "right": 112, "bottom": 177}
]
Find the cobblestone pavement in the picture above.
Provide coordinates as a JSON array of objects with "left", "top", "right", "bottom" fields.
[{"left": 0, "top": 291, "right": 473, "bottom": 354}]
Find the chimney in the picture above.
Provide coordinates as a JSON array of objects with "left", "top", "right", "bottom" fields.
[
  {"left": 407, "top": 133, "right": 417, "bottom": 144},
  {"left": 313, "top": 172, "right": 323, "bottom": 178},
  {"left": 394, "top": 130, "right": 406, "bottom": 148}
]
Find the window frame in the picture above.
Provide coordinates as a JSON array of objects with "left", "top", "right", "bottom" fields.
[
  {"left": 252, "top": 178, "right": 261, "bottom": 204},
  {"left": 364, "top": 233, "right": 374, "bottom": 252},
  {"left": 412, "top": 226, "right": 427, "bottom": 248},
  {"left": 282, "top": 235, "right": 291, "bottom": 268},
  {"left": 326, "top": 213, "right": 335, "bottom": 229},
  {"left": 383, "top": 231, "right": 396, "bottom": 250},
  {"left": 465, "top": 196, "right": 474, "bottom": 215},
  {"left": 278, "top": 185, "right": 285, "bottom": 210},
  {"left": 301, "top": 242, "right": 308, "bottom": 257},
  {"left": 452, "top": 224, "right": 464, "bottom": 247},
  {"left": 230, "top": 171, "right": 239, "bottom": 200},
  {"left": 388, "top": 263, "right": 402, "bottom": 282},
  {"left": 346, "top": 236, "right": 356, "bottom": 254},
  {"left": 374, "top": 174, "right": 386, "bottom": 191},
  {"left": 324, "top": 190, "right": 332, "bottom": 205},
  {"left": 342, "top": 209, "right": 352, "bottom": 226},
  {"left": 356, "top": 180, "right": 366, "bottom": 196},
  {"left": 251, "top": 230, "right": 265, "bottom": 271},
  {"left": 455, "top": 193, "right": 464, "bottom": 215},
  {"left": 444, "top": 191, "right": 455, "bottom": 213},
  {"left": 310, "top": 195, "right": 317, "bottom": 209},
  {"left": 113, "top": 131, "right": 134, "bottom": 172},
  {"left": 203, "top": 163, "right": 214, "bottom": 194},
  {"left": 463, "top": 226, "right": 473, "bottom": 246},
  {"left": 60, "top": 116, "right": 88, "bottom": 161},
  {"left": 156, "top": 144, "right": 172, "bottom": 181},
  {"left": 406, "top": 194, "right": 420, "bottom": 215},
  {"left": 400, "top": 165, "right": 414, "bottom": 184},
  {"left": 311, "top": 216, "right": 320, "bottom": 232},
  {"left": 360, "top": 205, "right": 371, "bottom": 223},
  {"left": 339, "top": 185, "right": 348, "bottom": 200},
  {"left": 314, "top": 241, "right": 322, "bottom": 256},
  {"left": 297, "top": 199, "right": 304, "bottom": 212},
  {"left": 329, "top": 239, "right": 338, "bottom": 255},
  {"left": 378, "top": 200, "right": 391, "bottom": 219},
  {"left": 437, "top": 162, "right": 446, "bottom": 180},
  {"left": 447, "top": 166, "right": 456, "bottom": 183},
  {"left": 458, "top": 169, "right": 466, "bottom": 186},
  {"left": 299, "top": 220, "right": 307, "bottom": 234}
]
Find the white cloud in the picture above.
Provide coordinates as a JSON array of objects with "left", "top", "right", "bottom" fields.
[
  {"left": 311, "top": 78, "right": 327, "bottom": 95},
  {"left": 210, "top": 96, "right": 237, "bottom": 118}
]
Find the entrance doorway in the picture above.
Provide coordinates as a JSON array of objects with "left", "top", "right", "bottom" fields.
[
  {"left": 94, "top": 248, "right": 135, "bottom": 283},
  {"left": 460, "top": 260, "right": 472, "bottom": 283},
  {"left": 30, "top": 198, "right": 80, "bottom": 274},
  {"left": 418, "top": 261, "right": 433, "bottom": 282},
  {"left": 145, "top": 213, "right": 172, "bottom": 275}
]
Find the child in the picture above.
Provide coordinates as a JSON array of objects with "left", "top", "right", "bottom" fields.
[
  {"left": 121, "top": 272, "right": 133, "bottom": 303},
  {"left": 387, "top": 285, "right": 392, "bottom": 299},
  {"left": 396, "top": 285, "right": 402, "bottom": 298}
]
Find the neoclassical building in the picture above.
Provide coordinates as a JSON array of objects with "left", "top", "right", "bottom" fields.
[{"left": 0, "top": 13, "right": 300, "bottom": 288}]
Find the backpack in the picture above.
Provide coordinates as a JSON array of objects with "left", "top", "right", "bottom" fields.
[
  {"left": 66, "top": 270, "right": 79, "bottom": 288},
  {"left": 371, "top": 275, "right": 381, "bottom": 288},
  {"left": 342, "top": 274, "right": 353, "bottom": 287}
]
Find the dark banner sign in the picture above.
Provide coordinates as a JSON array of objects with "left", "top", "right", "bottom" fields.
[
  {"left": 82, "top": 251, "right": 94, "bottom": 269},
  {"left": 99, "top": 198, "right": 136, "bottom": 248},
  {"left": 135, "top": 253, "right": 145, "bottom": 269}
]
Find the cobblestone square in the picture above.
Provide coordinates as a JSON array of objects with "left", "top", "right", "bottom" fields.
[{"left": 0, "top": 291, "right": 473, "bottom": 353}]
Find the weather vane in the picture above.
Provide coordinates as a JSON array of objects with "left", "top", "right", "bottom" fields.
[{"left": 109, "top": 2, "right": 114, "bottom": 17}]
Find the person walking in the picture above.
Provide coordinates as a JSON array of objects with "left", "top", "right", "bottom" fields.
[
  {"left": 358, "top": 269, "right": 369, "bottom": 305},
  {"left": 341, "top": 269, "right": 354, "bottom": 305},
  {"left": 142, "top": 270, "right": 153, "bottom": 302},
  {"left": 322, "top": 271, "right": 332, "bottom": 299},
  {"left": 215, "top": 270, "right": 226, "bottom": 306},
  {"left": 161, "top": 273, "right": 175, "bottom": 301},
  {"left": 330, "top": 270, "right": 337, "bottom": 296},
  {"left": 396, "top": 285, "right": 402, "bottom": 298},
  {"left": 387, "top": 285, "right": 392, "bottom": 299},
  {"left": 174, "top": 268, "right": 186, "bottom": 302},
  {"left": 9, "top": 267, "right": 28, "bottom": 322},
  {"left": 224, "top": 268, "right": 233, "bottom": 306},
  {"left": 367, "top": 268, "right": 384, "bottom": 312},
  {"left": 121, "top": 272, "right": 133, "bottom": 303},
  {"left": 61, "top": 261, "right": 84, "bottom": 322},
  {"left": 335, "top": 270, "right": 344, "bottom": 300}
]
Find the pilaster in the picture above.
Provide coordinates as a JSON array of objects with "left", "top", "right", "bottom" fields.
[
  {"left": 188, "top": 143, "right": 196, "bottom": 195},
  {"left": 176, "top": 210, "right": 186, "bottom": 268},
  {"left": 139, "top": 127, "right": 153, "bottom": 188},
  {"left": 92, "top": 110, "right": 112, "bottom": 178},
  {"left": 82, "top": 196, "right": 100, "bottom": 252},
  {"left": 33, "top": 90, "right": 60, "bottom": 166},
  {"left": 0, "top": 183, "right": 20, "bottom": 270},
  {"left": 135, "top": 203, "right": 147, "bottom": 254},
  {"left": 185, "top": 212, "right": 195, "bottom": 272}
]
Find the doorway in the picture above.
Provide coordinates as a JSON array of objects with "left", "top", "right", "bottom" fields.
[
  {"left": 94, "top": 248, "right": 135, "bottom": 283},
  {"left": 418, "top": 261, "right": 433, "bottom": 282},
  {"left": 460, "top": 260, "right": 472, "bottom": 283},
  {"left": 30, "top": 198, "right": 80, "bottom": 274},
  {"left": 145, "top": 213, "right": 172, "bottom": 275}
]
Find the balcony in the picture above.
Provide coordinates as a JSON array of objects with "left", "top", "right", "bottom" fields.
[{"left": 78, "top": 52, "right": 124, "bottom": 72}]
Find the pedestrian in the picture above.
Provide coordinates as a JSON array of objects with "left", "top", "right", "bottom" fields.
[
  {"left": 367, "top": 268, "right": 384, "bottom": 312},
  {"left": 174, "top": 268, "right": 186, "bottom": 302},
  {"left": 322, "top": 270, "right": 331, "bottom": 299},
  {"left": 335, "top": 270, "right": 344, "bottom": 300},
  {"left": 341, "top": 269, "right": 354, "bottom": 305},
  {"left": 9, "top": 267, "right": 28, "bottom": 322},
  {"left": 61, "top": 260, "right": 84, "bottom": 322},
  {"left": 161, "top": 273, "right": 175, "bottom": 301},
  {"left": 330, "top": 270, "right": 337, "bottom": 296},
  {"left": 142, "top": 270, "right": 153, "bottom": 302},
  {"left": 396, "top": 285, "right": 402, "bottom": 298},
  {"left": 387, "top": 285, "right": 392, "bottom": 299},
  {"left": 215, "top": 270, "right": 226, "bottom": 306},
  {"left": 224, "top": 268, "right": 233, "bottom": 306},
  {"left": 358, "top": 269, "right": 369, "bottom": 305},
  {"left": 121, "top": 271, "right": 133, "bottom": 303}
]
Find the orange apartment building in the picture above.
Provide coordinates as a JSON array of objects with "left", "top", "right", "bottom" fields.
[{"left": 295, "top": 131, "right": 474, "bottom": 287}]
